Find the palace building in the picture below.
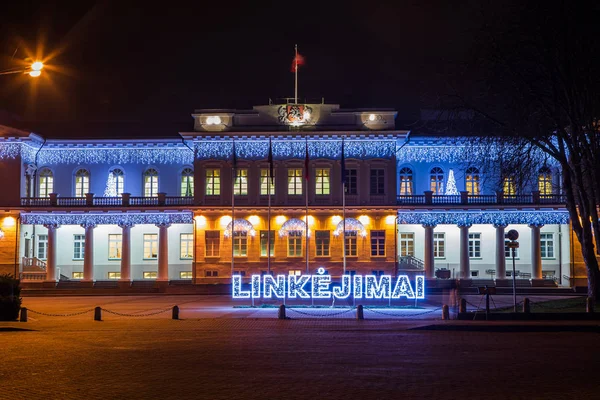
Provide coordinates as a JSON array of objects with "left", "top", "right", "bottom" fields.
[{"left": 0, "top": 102, "right": 584, "bottom": 290}]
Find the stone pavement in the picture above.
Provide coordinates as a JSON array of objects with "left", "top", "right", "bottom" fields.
[{"left": 1, "top": 295, "right": 598, "bottom": 399}]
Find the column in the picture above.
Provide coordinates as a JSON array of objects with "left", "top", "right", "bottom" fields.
[
  {"left": 118, "top": 222, "right": 134, "bottom": 282},
  {"left": 157, "top": 222, "right": 171, "bottom": 281},
  {"left": 423, "top": 223, "right": 436, "bottom": 278},
  {"left": 529, "top": 223, "right": 543, "bottom": 279},
  {"left": 494, "top": 223, "right": 507, "bottom": 280},
  {"left": 458, "top": 223, "right": 472, "bottom": 279},
  {"left": 44, "top": 224, "right": 59, "bottom": 283},
  {"left": 81, "top": 222, "right": 97, "bottom": 282}
]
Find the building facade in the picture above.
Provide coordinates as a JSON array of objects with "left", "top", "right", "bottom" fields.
[{"left": 0, "top": 103, "right": 584, "bottom": 289}]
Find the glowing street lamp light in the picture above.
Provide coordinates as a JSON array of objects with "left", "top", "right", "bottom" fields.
[{"left": 0, "top": 60, "right": 44, "bottom": 77}]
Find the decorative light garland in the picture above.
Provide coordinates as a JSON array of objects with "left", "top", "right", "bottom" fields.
[
  {"left": 21, "top": 212, "right": 193, "bottom": 226},
  {"left": 278, "top": 218, "right": 309, "bottom": 237},
  {"left": 224, "top": 219, "right": 256, "bottom": 238},
  {"left": 333, "top": 218, "right": 367, "bottom": 237},
  {"left": 35, "top": 147, "right": 193, "bottom": 165},
  {"left": 397, "top": 211, "right": 569, "bottom": 226}
]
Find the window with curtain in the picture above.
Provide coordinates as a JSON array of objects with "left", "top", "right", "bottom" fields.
[
  {"left": 180, "top": 168, "right": 194, "bottom": 197},
  {"left": 39, "top": 168, "right": 53, "bottom": 198},
  {"left": 288, "top": 168, "right": 302, "bottom": 195},
  {"left": 111, "top": 168, "right": 125, "bottom": 196},
  {"left": 399, "top": 167, "right": 413, "bottom": 195},
  {"left": 465, "top": 167, "right": 480, "bottom": 195},
  {"left": 144, "top": 168, "right": 159, "bottom": 197},
  {"left": 260, "top": 169, "right": 275, "bottom": 195},
  {"left": 538, "top": 167, "right": 553, "bottom": 195},
  {"left": 430, "top": 167, "right": 444, "bottom": 194},
  {"left": 503, "top": 176, "right": 516, "bottom": 195},
  {"left": 205, "top": 169, "right": 221, "bottom": 196},
  {"left": 315, "top": 168, "right": 330, "bottom": 195},
  {"left": 74, "top": 169, "right": 90, "bottom": 198},
  {"left": 234, "top": 169, "right": 248, "bottom": 196}
]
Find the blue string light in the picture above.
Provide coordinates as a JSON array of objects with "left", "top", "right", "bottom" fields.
[
  {"left": 397, "top": 210, "right": 569, "bottom": 225},
  {"left": 21, "top": 212, "right": 193, "bottom": 226}
]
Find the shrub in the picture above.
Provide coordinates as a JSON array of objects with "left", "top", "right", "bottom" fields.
[{"left": 0, "top": 274, "right": 21, "bottom": 321}]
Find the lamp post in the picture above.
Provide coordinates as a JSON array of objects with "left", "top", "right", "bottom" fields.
[
  {"left": 505, "top": 229, "right": 520, "bottom": 312},
  {"left": 0, "top": 61, "right": 44, "bottom": 77}
]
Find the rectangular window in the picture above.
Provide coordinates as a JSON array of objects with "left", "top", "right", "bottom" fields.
[
  {"left": 288, "top": 230, "right": 303, "bottom": 257},
  {"left": 370, "top": 169, "right": 385, "bottom": 195},
  {"left": 505, "top": 240, "right": 520, "bottom": 258},
  {"left": 108, "top": 272, "right": 121, "bottom": 280},
  {"left": 180, "top": 233, "right": 193, "bottom": 259},
  {"left": 180, "top": 271, "right": 192, "bottom": 279},
  {"left": 469, "top": 233, "right": 481, "bottom": 258},
  {"left": 144, "top": 173, "right": 158, "bottom": 197},
  {"left": 233, "top": 270, "right": 246, "bottom": 276},
  {"left": 345, "top": 231, "right": 358, "bottom": 256},
  {"left": 260, "top": 230, "right": 275, "bottom": 257},
  {"left": 205, "top": 169, "right": 221, "bottom": 196},
  {"left": 143, "top": 271, "right": 157, "bottom": 279},
  {"left": 346, "top": 169, "right": 357, "bottom": 195},
  {"left": 143, "top": 234, "right": 158, "bottom": 259},
  {"left": 503, "top": 177, "right": 516, "bottom": 195},
  {"left": 181, "top": 174, "right": 194, "bottom": 197},
  {"left": 233, "top": 231, "right": 248, "bottom": 257},
  {"left": 39, "top": 175, "right": 53, "bottom": 198},
  {"left": 108, "top": 234, "right": 122, "bottom": 260},
  {"left": 315, "top": 230, "right": 330, "bottom": 257},
  {"left": 72, "top": 272, "right": 83, "bottom": 279},
  {"left": 73, "top": 234, "right": 85, "bottom": 260},
  {"left": 471, "top": 271, "right": 479, "bottom": 277},
  {"left": 289, "top": 269, "right": 302, "bottom": 276},
  {"left": 234, "top": 169, "right": 248, "bottom": 196},
  {"left": 205, "top": 270, "right": 218, "bottom": 277},
  {"left": 315, "top": 168, "right": 330, "bottom": 195},
  {"left": 540, "top": 233, "right": 555, "bottom": 258},
  {"left": 260, "top": 169, "right": 275, "bottom": 195},
  {"left": 434, "top": 233, "right": 445, "bottom": 258},
  {"left": 288, "top": 168, "right": 303, "bottom": 195},
  {"left": 399, "top": 233, "right": 414, "bottom": 256},
  {"left": 205, "top": 231, "right": 220, "bottom": 257},
  {"left": 370, "top": 230, "right": 385, "bottom": 257},
  {"left": 37, "top": 234, "right": 48, "bottom": 260}
]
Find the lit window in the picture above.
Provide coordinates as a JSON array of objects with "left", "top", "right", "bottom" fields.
[
  {"left": 108, "top": 234, "right": 122, "bottom": 260},
  {"left": 72, "top": 272, "right": 83, "bottom": 279},
  {"left": 37, "top": 234, "right": 48, "bottom": 260},
  {"left": 370, "top": 169, "right": 385, "bottom": 195},
  {"left": 434, "top": 233, "right": 445, "bottom": 258},
  {"left": 345, "top": 231, "right": 358, "bottom": 256},
  {"left": 316, "top": 230, "right": 330, "bottom": 257},
  {"left": 469, "top": 233, "right": 481, "bottom": 258},
  {"left": 74, "top": 169, "right": 90, "bottom": 198},
  {"left": 73, "top": 234, "right": 85, "bottom": 260},
  {"left": 180, "top": 233, "right": 193, "bottom": 259},
  {"left": 181, "top": 168, "right": 194, "bottom": 197},
  {"left": 205, "top": 231, "right": 220, "bottom": 257},
  {"left": 288, "top": 168, "right": 303, "bottom": 195},
  {"left": 288, "top": 230, "right": 303, "bottom": 257},
  {"left": 430, "top": 167, "right": 444, "bottom": 194},
  {"left": 370, "top": 230, "right": 385, "bottom": 257},
  {"left": 110, "top": 168, "right": 125, "bottom": 196},
  {"left": 538, "top": 167, "right": 552, "bottom": 196},
  {"left": 260, "top": 169, "right": 275, "bottom": 195},
  {"left": 315, "top": 168, "right": 330, "bottom": 195},
  {"left": 399, "top": 167, "right": 413, "bottom": 195},
  {"left": 180, "top": 271, "right": 192, "bottom": 279},
  {"left": 205, "top": 169, "right": 221, "bottom": 196},
  {"left": 465, "top": 167, "right": 480, "bottom": 195},
  {"left": 143, "top": 271, "right": 157, "bottom": 279},
  {"left": 260, "top": 230, "right": 275, "bottom": 257},
  {"left": 143, "top": 168, "right": 159, "bottom": 197},
  {"left": 233, "top": 231, "right": 248, "bottom": 257},
  {"left": 503, "top": 176, "right": 516, "bottom": 195},
  {"left": 541, "top": 233, "right": 554, "bottom": 258},
  {"left": 346, "top": 169, "right": 358, "bottom": 195},
  {"left": 234, "top": 169, "right": 248, "bottom": 196},
  {"left": 289, "top": 269, "right": 302, "bottom": 276},
  {"left": 399, "top": 233, "right": 414, "bottom": 256},
  {"left": 108, "top": 272, "right": 121, "bottom": 280},
  {"left": 38, "top": 168, "right": 53, "bottom": 198},
  {"left": 143, "top": 234, "right": 158, "bottom": 259}
]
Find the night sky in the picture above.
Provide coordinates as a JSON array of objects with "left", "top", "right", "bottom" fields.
[{"left": 0, "top": 1, "right": 475, "bottom": 136}]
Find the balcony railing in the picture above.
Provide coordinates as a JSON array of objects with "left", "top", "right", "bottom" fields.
[
  {"left": 21, "top": 193, "right": 195, "bottom": 208},
  {"left": 396, "top": 191, "right": 566, "bottom": 206}
]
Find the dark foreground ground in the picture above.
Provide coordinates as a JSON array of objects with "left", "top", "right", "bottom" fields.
[{"left": 1, "top": 295, "right": 599, "bottom": 399}]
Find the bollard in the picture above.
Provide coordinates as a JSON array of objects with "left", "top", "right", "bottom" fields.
[
  {"left": 442, "top": 304, "right": 449, "bottom": 320},
  {"left": 172, "top": 305, "right": 179, "bottom": 320},
  {"left": 356, "top": 304, "right": 364, "bottom": 320},
  {"left": 19, "top": 307, "right": 27, "bottom": 322},
  {"left": 278, "top": 304, "right": 286, "bottom": 320},
  {"left": 523, "top": 298, "right": 530, "bottom": 313},
  {"left": 586, "top": 297, "right": 594, "bottom": 313},
  {"left": 459, "top": 298, "right": 467, "bottom": 313},
  {"left": 94, "top": 306, "right": 102, "bottom": 321}
]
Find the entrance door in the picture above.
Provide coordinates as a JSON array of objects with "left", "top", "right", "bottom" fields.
[{"left": 24, "top": 238, "right": 31, "bottom": 258}]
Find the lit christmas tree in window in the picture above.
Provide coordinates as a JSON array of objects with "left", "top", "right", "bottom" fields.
[
  {"left": 104, "top": 172, "right": 116, "bottom": 197},
  {"left": 445, "top": 169, "right": 459, "bottom": 195}
]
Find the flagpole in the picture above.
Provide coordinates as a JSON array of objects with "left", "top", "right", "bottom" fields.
[
  {"left": 231, "top": 139, "right": 235, "bottom": 280},
  {"left": 267, "top": 138, "right": 272, "bottom": 275},
  {"left": 305, "top": 136, "right": 309, "bottom": 275},
  {"left": 342, "top": 137, "right": 346, "bottom": 275},
  {"left": 294, "top": 44, "right": 298, "bottom": 104}
]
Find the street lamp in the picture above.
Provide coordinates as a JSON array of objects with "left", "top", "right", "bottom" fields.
[
  {"left": 0, "top": 60, "right": 44, "bottom": 77},
  {"left": 505, "top": 229, "right": 520, "bottom": 312}
]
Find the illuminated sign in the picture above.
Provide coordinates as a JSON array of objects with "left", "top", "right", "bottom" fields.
[
  {"left": 278, "top": 105, "right": 313, "bottom": 126},
  {"left": 232, "top": 268, "right": 425, "bottom": 300}
]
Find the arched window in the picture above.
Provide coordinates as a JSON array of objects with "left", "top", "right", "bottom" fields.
[
  {"left": 399, "top": 167, "right": 413, "bottom": 195},
  {"left": 38, "top": 168, "right": 53, "bottom": 198},
  {"left": 538, "top": 167, "right": 552, "bottom": 195},
  {"left": 110, "top": 168, "right": 125, "bottom": 196},
  {"left": 465, "top": 167, "right": 480, "bottom": 195},
  {"left": 430, "top": 167, "right": 444, "bottom": 194},
  {"left": 74, "top": 169, "right": 90, "bottom": 198},
  {"left": 181, "top": 167, "right": 194, "bottom": 197},
  {"left": 144, "top": 168, "right": 159, "bottom": 197},
  {"left": 503, "top": 176, "right": 516, "bottom": 196}
]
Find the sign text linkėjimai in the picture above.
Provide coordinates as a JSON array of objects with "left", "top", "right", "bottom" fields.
[{"left": 232, "top": 268, "right": 425, "bottom": 300}]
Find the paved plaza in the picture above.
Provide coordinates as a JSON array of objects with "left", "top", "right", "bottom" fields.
[{"left": 1, "top": 295, "right": 598, "bottom": 399}]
